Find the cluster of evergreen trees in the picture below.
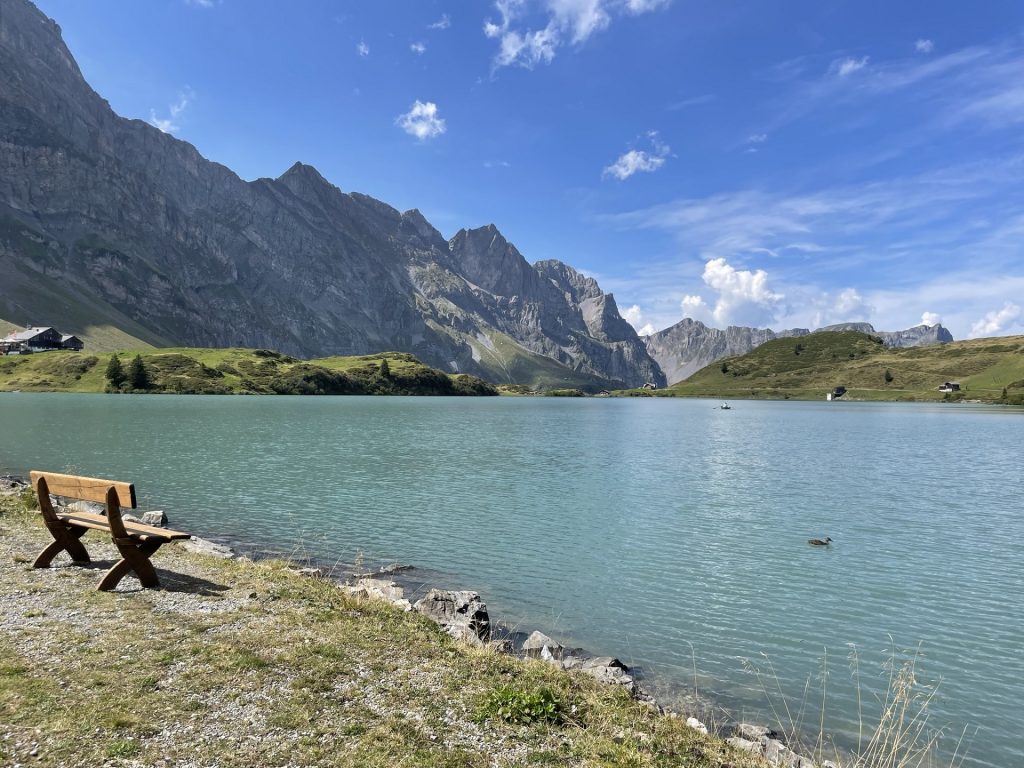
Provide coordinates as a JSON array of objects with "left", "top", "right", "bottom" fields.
[{"left": 104, "top": 354, "right": 151, "bottom": 392}]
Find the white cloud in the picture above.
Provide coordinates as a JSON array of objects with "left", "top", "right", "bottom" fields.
[
  {"left": 185, "top": 0, "right": 215, "bottom": 7},
  {"left": 148, "top": 88, "right": 193, "bottom": 134},
  {"left": 603, "top": 131, "right": 670, "bottom": 180},
  {"left": 483, "top": 159, "right": 511, "bottom": 168},
  {"left": 921, "top": 311, "right": 942, "bottom": 326},
  {"left": 832, "top": 56, "right": 869, "bottom": 77},
  {"left": 357, "top": 41, "right": 370, "bottom": 57},
  {"left": 428, "top": 14, "right": 451, "bottom": 30},
  {"left": 410, "top": 42, "right": 427, "bottom": 54},
  {"left": 969, "top": 302, "right": 1022, "bottom": 338},
  {"left": 621, "top": 304, "right": 657, "bottom": 336},
  {"left": 681, "top": 294, "right": 707, "bottom": 318},
  {"left": 396, "top": 100, "right": 446, "bottom": 140},
  {"left": 915, "top": 39, "right": 935, "bottom": 54},
  {"left": 812, "top": 287, "right": 873, "bottom": 327},
  {"left": 701, "top": 257, "right": 784, "bottom": 326},
  {"left": 625, "top": 0, "right": 671, "bottom": 12},
  {"left": 485, "top": 0, "right": 670, "bottom": 69},
  {"left": 748, "top": 133, "right": 768, "bottom": 144}
]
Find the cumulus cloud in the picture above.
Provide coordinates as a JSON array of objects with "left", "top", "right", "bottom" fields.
[
  {"left": 801, "top": 287, "right": 875, "bottom": 328},
  {"left": 969, "top": 302, "right": 1022, "bottom": 338},
  {"left": 396, "top": 100, "right": 447, "bottom": 140},
  {"left": 149, "top": 88, "right": 193, "bottom": 134},
  {"left": 921, "top": 311, "right": 942, "bottom": 326},
  {"left": 410, "top": 42, "right": 427, "bottom": 54},
  {"left": 832, "top": 56, "right": 869, "bottom": 77},
  {"left": 621, "top": 304, "right": 656, "bottom": 336},
  {"left": 603, "top": 131, "right": 670, "bottom": 180},
  {"left": 429, "top": 14, "right": 451, "bottom": 30},
  {"left": 701, "top": 257, "right": 784, "bottom": 326},
  {"left": 484, "top": 0, "right": 670, "bottom": 69},
  {"left": 680, "top": 294, "right": 708, "bottom": 319},
  {"left": 357, "top": 40, "right": 370, "bottom": 57},
  {"left": 915, "top": 39, "right": 935, "bottom": 54}
]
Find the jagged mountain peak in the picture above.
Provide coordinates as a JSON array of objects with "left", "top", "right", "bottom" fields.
[{"left": 0, "top": 0, "right": 663, "bottom": 391}]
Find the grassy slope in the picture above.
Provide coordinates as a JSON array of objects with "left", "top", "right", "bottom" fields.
[
  {"left": 0, "top": 348, "right": 496, "bottom": 396},
  {"left": 0, "top": 493, "right": 763, "bottom": 768},
  {"left": 658, "top": 331, "right": 1024, "bottom": 403}
]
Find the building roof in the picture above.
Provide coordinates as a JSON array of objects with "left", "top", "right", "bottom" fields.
[
  {"left": 60, "top": 334, "right": 80, "bottom": 342},
  {"left": 3, "top": 327, "right": 54, "bottom": 342}
]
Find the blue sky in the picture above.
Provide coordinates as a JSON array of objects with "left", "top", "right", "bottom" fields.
[{"left": 34, "top": 0, "right": 1024, "bottom": 340}]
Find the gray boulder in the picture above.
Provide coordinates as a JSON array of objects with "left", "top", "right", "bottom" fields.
[
  {"left": 737, "top": 722, "right": 778, "bottom": 743},
  {"left": 140, "top": 510, "right": 168, "bottom": 527},
  {"left": 522, "top": 630, "right": 563, "bottom": 659},
  {"left": 345, "top": 578, "right": 412, "bottom": 611},
  {"left": 726, "top": 736, "right": 762, "bottom": 755},
  {"left": 413, "top": 589, "right": 490, "bottom": 645},
  {"left": 180, "top": 537, "right": 235, "bottom": 559}
]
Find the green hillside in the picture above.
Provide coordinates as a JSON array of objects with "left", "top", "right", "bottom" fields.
[
  {"left": 660, "top": 331, "right": 1024, "bottom": 404},
  {"left": 0, "top": 348, "right": 497, "bottom": 396}
]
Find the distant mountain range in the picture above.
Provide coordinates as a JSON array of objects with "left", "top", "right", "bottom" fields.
[
  {"left": 0, "top": 0, "right": 952, "bottom": 390},
  {"left": 645, "top": 320, "right": 953, "bottom": 385}
]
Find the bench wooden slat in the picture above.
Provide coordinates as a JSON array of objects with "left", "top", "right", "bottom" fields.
[
  {"left": 30, "top": 471, "right": 136, "bottom": 508},
  {"left": 55, "top": 512, "right": 190, "bottom": 541}
]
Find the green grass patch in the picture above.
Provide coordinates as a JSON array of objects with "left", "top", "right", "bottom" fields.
[{"left": 646, "top": 331, "right": 1024, "bottom": 403}]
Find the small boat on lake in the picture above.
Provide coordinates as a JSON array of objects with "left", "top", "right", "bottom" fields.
[{"left": 720, "top": 402, "right": 732, "bottom": 410}]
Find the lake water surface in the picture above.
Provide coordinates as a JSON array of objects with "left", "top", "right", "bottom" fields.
[{"left": 1, "top": 393, "right": 1020, "bottom": 767}]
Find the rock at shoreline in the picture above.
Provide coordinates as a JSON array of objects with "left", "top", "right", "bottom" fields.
[
  {"left": 413, "top": 589, "right": 490, "bottom": 645},
  {"left": 522, "top": 630, "right": 563, "bottom": 659},
  {"left": 686, "top": 716, "right": 708, "bottom": 734},
  {"left": 0, "top": 476, "right": 29, "bottom": 495},
  {"left": 141, "top": 510, "right": 168, "bottom": 527},
  {"left": 344, "top": 578, "right": 412, "bottom": 611},
  {"left": 737, "top": 722, "right": 778, "bottom": 743},
  {"left": 727, "top": 736, "right": 761, "bottom": 754},
  {"left": 180, "top": 537, "right": 235, "bottom": 559}
]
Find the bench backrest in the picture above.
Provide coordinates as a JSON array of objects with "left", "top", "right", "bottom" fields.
[{"left": 29, "top": 471, "right": 136, "bottom": 508}]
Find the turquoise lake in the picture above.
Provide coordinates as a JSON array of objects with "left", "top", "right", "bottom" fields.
[{"left": 1, "top": 393, "right": 1021, "bottom": 767}]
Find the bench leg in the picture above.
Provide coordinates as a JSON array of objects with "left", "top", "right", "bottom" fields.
[
  {"left": 97, "top": 540, "right": 163, "bottom": 591},
  {"left": 32, "top": 524, "right": 90, "bottom": 568}
]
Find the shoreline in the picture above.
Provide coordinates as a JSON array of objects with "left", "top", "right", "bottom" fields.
[{"left": 1, "top": 472, "right": 837, "bottom": 767}]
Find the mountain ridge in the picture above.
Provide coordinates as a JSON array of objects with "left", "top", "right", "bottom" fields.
[
  {"left": 0, "top": 0, "right": 664, "bottom": 389},
  {"left": 645, "top": 318, "right": 953, "bottom": 385}
]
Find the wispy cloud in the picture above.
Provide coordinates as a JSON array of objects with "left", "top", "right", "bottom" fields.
[
  {"left": 356, "top": 40, "right": 370, "bottom": 57},
  {"left": 603, "top": 131, "right": 670, "bottom": 180},
  {"left": 396, "top": 100, "right": 446, "bottom": 140},
  {"left": 915, "top": 38, "right": 935, "bottom": 54},
  {"left": 666, "top": 93, "right": 714, "bottom": 111},
  {"left": 484, "top": 0, "right": 671, "bottom": 70},
  {"left": 148, "top": 88, "right": 193, "bottom": 134},
  {"left": 185, "top": 0, "right": 215, "bottom": 7},
  {"left": 832, "top": 55, "right": 869, "bottom": 77},
  {"left": 428, "top": 14, "right": 451, "bottom": 30},
  {"left": 410, "top": 42, "right": 427, "bottom": 54},
  {"left": 484, "top": 159, "right": 511, "bottom": 169}
]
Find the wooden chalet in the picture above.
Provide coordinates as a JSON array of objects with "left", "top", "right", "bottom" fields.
[{"left": 1, "top": 326, "right": 85, "bottom": 354}]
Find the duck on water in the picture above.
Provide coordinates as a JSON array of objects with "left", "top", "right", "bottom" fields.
[{"left": 808, "top": 537, "right": 833, "bottom": 546}]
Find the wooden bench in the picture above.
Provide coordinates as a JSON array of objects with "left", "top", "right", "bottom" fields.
[{"left": 30, "top": 471, "right": 191, "bottom": 591}]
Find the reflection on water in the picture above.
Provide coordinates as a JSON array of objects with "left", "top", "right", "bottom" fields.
[{"left": 1, "top": 394, "right": 1021, "bottom": 767}]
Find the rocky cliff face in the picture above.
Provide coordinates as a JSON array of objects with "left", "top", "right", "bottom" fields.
[
  {"left": 647, "top": 319, "right": 953, "bottom": 384},
  {"left": 817, "top": 322, "right": 954, "bottom": 347},
  {"left": 0, "top": 0, "right": 661, "bottom": 389},
  {"left": 644, "top": 319, "right": 810, "bottom": 384}
]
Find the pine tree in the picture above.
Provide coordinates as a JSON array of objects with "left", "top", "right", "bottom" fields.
[
  {"left": 379, "top": 358, "right": 391, "bottom": 378},
  {"left": 105, "top": 354, "right": 126, "bottom": 388},
  {"left": 127, "top": 354, "right": 151, "bottom": 390}
]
